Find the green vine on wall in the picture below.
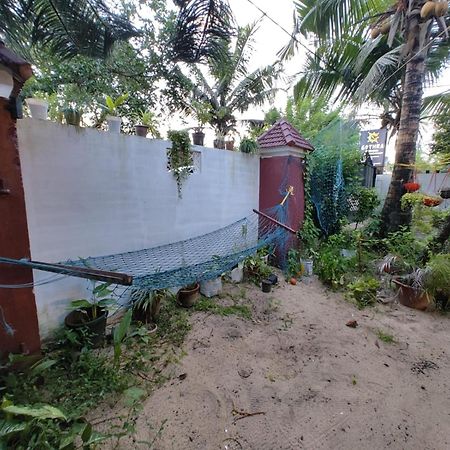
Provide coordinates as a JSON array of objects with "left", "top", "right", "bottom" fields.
[
  {"left": 167, "top": 130, "right": 193, "bottom": 198},
  {"left": 298, "top": 155, "right": 321, "bottom": 258}
]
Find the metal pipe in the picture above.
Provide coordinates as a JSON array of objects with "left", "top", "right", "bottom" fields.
[
  {"left": 0, "top": 257, "right": 133, "bottom": 286},
  {"left": 252, "top": 209, "right": 297, "bottom": 235}
]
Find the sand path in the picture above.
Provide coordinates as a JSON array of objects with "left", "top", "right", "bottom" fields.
[{"left": 131, "top": 277, "right": 450, "bottom": 450}]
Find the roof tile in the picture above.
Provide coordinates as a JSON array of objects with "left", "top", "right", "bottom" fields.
[{"left": 257, "top": 119, "right": 314, "bottom": 151}]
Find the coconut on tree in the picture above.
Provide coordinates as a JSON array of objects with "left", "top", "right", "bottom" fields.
[{"left": 283, "top": 0, "right": 449, "bottom": 235}]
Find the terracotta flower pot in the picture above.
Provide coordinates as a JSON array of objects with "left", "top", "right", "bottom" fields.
[
  {"left": 392, "top": 278, "right": 430, "bottom": 311},
  {"left": 177, "top": 283, "right": 200, "bottom": 308},
  {"left": 404, "top": 182, "right": 420, "bottom": 192},
  {"left": 225, "top": 140, "right": 235, "bottom": 151}
]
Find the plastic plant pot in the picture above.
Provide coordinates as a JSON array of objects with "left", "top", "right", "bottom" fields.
[{"left": 26, "top": 98, "right": 48, "bottom": 120}]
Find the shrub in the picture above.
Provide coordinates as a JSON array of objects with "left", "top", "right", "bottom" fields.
[{"left": 347, "top": 276, "right": 380, "bottom": 309}]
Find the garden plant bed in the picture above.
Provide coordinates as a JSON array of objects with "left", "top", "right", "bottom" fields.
[{"left": 104, "top": 276, "right": 450, "bottom": 449}]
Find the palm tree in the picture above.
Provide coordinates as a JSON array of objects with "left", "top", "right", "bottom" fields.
[
  {"left": 0, "top": 0, "right": 138, "bottom": 59},
  {"left": 284, "top": 0, "right": 450, "bottom": 234},
  {"left": 0, "top": 0, "right": 234, "bottom": 62},
  {"left": 168, "top": 23, "right": 280, "bottom": 137}
]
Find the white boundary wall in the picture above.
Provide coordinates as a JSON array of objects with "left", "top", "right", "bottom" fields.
[{"left": 17, "top": 119, "right": 259, "bottom": 336}]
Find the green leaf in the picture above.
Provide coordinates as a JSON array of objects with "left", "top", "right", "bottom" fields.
[
  {"left": 123, "top": 387, "right": 146, "bottom": 407},
  {"left": 113, "top": 309, "right": 132, "bottom": 347},
  {"left": 114, "top": 93, "right": 129, "bottom": 107},
  {"left": 0, "top": 419, "right": 27, "bottom": 438},
  {"left": 105, "top": 96, "right": 115, "bottom": 111},
  {"left": 97, "top": 298, "right": 116, "bottom": 309},
  {"left": 84, "top": 430, "right": 110, "bottom": 446},
  {"left": 3, "top": 404, "right": 66, "bottom": 420},
  {"left": 30, "top": 358, "right": 57, "bottom": 376},
  {"left": 113, "top": 309, "right": 132, "bottom": 365},
  {"left": 81, "top": 422, "right": 92, "bottom": 443},
  {"left": 59, "top": 433, "right": 76, "bottom": 449},
  {"left": 70, "top": 299, "right": 92, "bottom": 310}
]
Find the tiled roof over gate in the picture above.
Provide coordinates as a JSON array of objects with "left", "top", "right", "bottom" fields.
[{"left": 257, "top": 119, "right": 314, "bottom": 151}]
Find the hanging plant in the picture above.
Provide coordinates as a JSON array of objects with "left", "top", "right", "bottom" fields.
[
  {"left": 423, "top": 196, "right": 442, "bottom": 207},
  {"left": 404, "top": 182, "right": 420, "bottom": 192},
  {"left": 167, "top": 130, "right": 193, "bottom": 198}
]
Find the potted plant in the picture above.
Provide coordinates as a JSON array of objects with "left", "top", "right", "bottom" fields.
[
  {"left": 213, "top": 133, "right": 226, "bottom": 149},
  {"left": 60, "top": 83, "right": 87, "bottom": 126},
  {"left": 131, "top": 289, "right": 166, "bottom": 323},
  {"left": 225, "top": 139, "right": 235, "bottom": 150},
  {"left": 177, "top": 283, "right": 200, "bottom": 308},
  {"left": 26, "top": 92, "right": 49, "bottom": 120},
  {"left": 392, "top": 255, "right": 450, "bottom": 311},
  {"left": 422, "top": 254, "right": 450, "bottom": 309},
  {"left": 191, "top": 101, "right": 211, "bottom": 146},
  {"left": 134, "top": 110, "right": 160, "bottom": 138},
  {"left": 440, "top": 187, "right": 450, "bottom": 199},
  {"left": 403, "top": 182, "right": 420, "bottom": 192},
  {"left": 423, "top": 196, "right": 442, "bottom": 207},
  {"left": 63, "top": 107, "right": 82, "bottom": 126},
  {"left": 64, "top": 283, "right": 116, "bottom": 347},
  {"left": 103, "top": 93, "right": 128, "bottom": 133},
  {"left": 239, "top": 137, "right": 258, "bottom": 154},
  {"left": 392, "top": 272, "right": 431, "bottom": 311}
]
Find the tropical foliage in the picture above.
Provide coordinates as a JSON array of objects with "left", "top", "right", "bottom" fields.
[
  {"left": 167, "top": 23, "right": 280, "bottom": 136},
  {"left": 0, "top": 0, "right": 137, "bottom": 59},
  {"left": 285, "top": 0, "right": 450, "bottom": 234}
]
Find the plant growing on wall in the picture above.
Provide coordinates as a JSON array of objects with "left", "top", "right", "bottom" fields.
[
  {"left": 167, "top": 130, "right": 193, "bottom": 198},
  {"left": 239, "top": 137, "right": 258, "bottom": 154}
]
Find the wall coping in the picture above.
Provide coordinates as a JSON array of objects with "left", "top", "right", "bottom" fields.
[{"left": 259, "top": 145, "right": 307, "bottom": 159}]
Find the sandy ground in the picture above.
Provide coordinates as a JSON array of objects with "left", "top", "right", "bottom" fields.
[{"left": 125, "top": 276, "right": 449, "bottom": 450}]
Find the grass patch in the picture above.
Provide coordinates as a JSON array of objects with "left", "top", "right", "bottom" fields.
[
  {"left": 377, "top": 329, "right": 395, "bottom": 343},
  {"left": 192, "top": 296, "right": 252, "bottom": 319}
]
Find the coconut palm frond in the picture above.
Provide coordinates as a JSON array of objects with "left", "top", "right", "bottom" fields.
[
  {"left": 0, "top": 0, "right": 137, "bottom": 60},
  {"left": 228, "top": 65, "right": 279, "bottom": 112},
  {"left": 422, "top": 90, "right": 450, "bottom": 118},
  {"left": 294, "top": 0, "right": 384, "bottom": 42},
  {"left": 354, "top": 46, "right": 401, "bottom": 102},
  {"left": 277, "top": 10, "right": 302, "bottom": 61},
  {"left": 171, "top": 0, "right": 234, "bottom": 63}
]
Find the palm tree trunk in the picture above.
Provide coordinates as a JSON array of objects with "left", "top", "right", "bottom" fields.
[{"left": 379, "top": 11, "right": 428, "bottom": 236}]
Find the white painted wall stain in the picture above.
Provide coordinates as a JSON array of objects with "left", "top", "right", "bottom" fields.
[{"left": 17, "top": 119, "right": 260, "bottom": 337}]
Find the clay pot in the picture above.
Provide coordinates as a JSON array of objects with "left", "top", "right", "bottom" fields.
[
  {"left": 392, "top": 278, "right": 430, "bottom": 311},
  {"left": 135, "top": 125, "right": 148, "bottom": 137},
  {"left": 225, "top": 140, "right": 235, "bottom": 151},
  {"left": 177, "top": 283, "right": 200, "bottom": 308}
]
